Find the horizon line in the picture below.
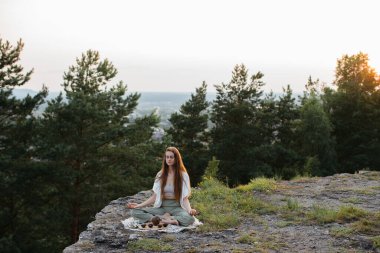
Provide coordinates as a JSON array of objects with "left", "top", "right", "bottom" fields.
[{"left": 13, "top": 87, "right": 306, "bottom": 94}]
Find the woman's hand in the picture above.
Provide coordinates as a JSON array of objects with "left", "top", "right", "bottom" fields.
[
  {"left": 188, "top": 208, "right": 197, "bottom": 216},
  {"left": 127, "top": 202, "right": 139, "bottom": 209},
  {"left": 127, "top": 193, "right": 156, "bottom": 209}
]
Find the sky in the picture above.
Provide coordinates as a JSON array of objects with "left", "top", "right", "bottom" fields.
[{"left": 1, "top": 0, "right": 379, "bottom": 93}]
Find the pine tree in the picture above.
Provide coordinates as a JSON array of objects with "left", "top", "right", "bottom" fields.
[
  {"left": 167, "top": 82, "right": 210, "bottom": 184},
  {"left": 248, "top": 85, "right": 301, "bottom": 180},
  {"left": 263, "top": 86, "right": 301, "bottom": 179},
  {"left": 297, "top": 93, "right": 336, "bottom": 176},
  {"left": 0, "top": 38, "right": 49, "bottom": 252},
  {"left": 276, "top": 85, "right": 299, "bottom": 147},
  {"left": 36, "top": 50, "right": 162, "bottom": 243},
  {"left": 0, "top": 38, "right": 47, "bottom": 154},
  {"left": 210, "top": 64, "right": 265, "bottom": 185}
]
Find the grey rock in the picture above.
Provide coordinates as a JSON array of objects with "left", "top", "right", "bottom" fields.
[
  {"left": 63, "top": 171, "right": 380, "bottom": 253},
  {"left": 128, "top": 233, "right": 139, "bottom": 240}
]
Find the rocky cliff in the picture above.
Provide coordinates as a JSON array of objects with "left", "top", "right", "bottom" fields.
[{"left": 63, "top": 171, "right": 380, "bottom": 253}]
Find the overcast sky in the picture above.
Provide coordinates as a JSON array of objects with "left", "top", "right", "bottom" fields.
[{"left": 1, "top": 0, "right": 379, "bottom": 93}]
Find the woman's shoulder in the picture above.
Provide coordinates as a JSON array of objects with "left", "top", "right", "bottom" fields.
[
  {"left": 181, "top": 171, "right": 190, "bottom": 180},
  {"left": 154, "top": 170, "right": 163, "bottom": 182}
]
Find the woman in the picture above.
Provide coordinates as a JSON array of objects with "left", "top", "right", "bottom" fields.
[{"left": 127, "top": 147, "right": 197, "bottom": 226}]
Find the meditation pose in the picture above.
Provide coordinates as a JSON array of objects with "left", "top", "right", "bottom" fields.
[{"left": 127, "top": 147, "right": 197, "bottom": 226}]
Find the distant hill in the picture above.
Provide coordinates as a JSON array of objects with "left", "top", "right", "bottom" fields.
[
  {"left": 12, "top": 88, "right": 301, "bottom": 128},
  {"left": 12, "top": 89, "right": 216, "bottom": 105},
  {"left": 12, "top": 89, "right": 216, "bottom": 128},
  {"left": 12, "top": 88, "right": 61, "bottom": 100}
]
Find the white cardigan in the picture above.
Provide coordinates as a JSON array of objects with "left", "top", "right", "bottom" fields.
[{"left": 152, "top": 171, "right": 191, "bottom": 209}]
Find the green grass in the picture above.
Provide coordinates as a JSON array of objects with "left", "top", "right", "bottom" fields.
[
  {"left": 351, "top": 218, "right": 376, "bottom": 234},
  {"left": 161, "top": 234, "right": 176, "bottom": 242},
  {"left": 372, "top": 236, "right": 380, "bottom": 249},
  {"left": 280, "top": 208, "right": 306, "bottom": 223},
  {"left": 236, "top": 232, "right": 288, "bottom": 252},
  {"left": 336, "top": 205, "right": 368, "bottom": 222},
  {"left": 307, "top": 205, "right": 338, "bottom": 224},
  {"left": 305, "top": 205, "right": 380, "bottom": 238},
  {"left": 191, "top": 177, "right": 276, "bottom": 232},
  {"left": 363, "top": 171, "right": 380, "bottom": 181},
  {"left": 236, "top": 177, "right": 277, "bottom": 193},
  {"left": 191, "top": 178, "right": 240, "bottom": 231},
  {"left": 353, "top": 188, "right": 376, "bottom": 195},
  {"left": 330, "top": 226, "right": 354, "bottom": 237},
  {"left": 341, "top": 197, "right": 361, "bottom": 204},
  {"left": 191, "top": 175, "right": 379, "bottom": 238},
  {"left": 351, "top": 211, "right": 380, "bottom": 235},
  {"left": 306, "top": 205, "right": 369, "bottom": 225},
  {"left": 286, "top": 198, "right": 300, "bottom": 211},
  {"left": 127, "top": 238, "right": 173, "bottom": 252},
  {"left": 236, "top": 233, "right": 257, "bottom": 244},
  {"left": 276, "top": 197, "right": 305, "bottom": 223},
  {"left": 290, "top": 175, "right": 315, "bottom": 182},
  {"left": 329, "top": 210, "right": 380, "bottom": 237}
]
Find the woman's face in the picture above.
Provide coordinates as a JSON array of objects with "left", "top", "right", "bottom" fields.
[{"left": 165, "top": 151, "right": 175, "bottom": 167}]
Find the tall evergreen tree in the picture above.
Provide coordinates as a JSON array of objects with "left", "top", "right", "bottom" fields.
[
  {"left": 0, "top": 38, "right": 47, "bottom": 154},
  {"left": 258, "top": 91, "right": 278, "bottom": 144},
  {"left": 0, "top": 38, "right": 51, "bottom": 252},
  {"left": 210, "top": 64, "right": 265, "bottom": 185},
  {"left": 251, "top": 86, "right": 301, "bottom": 179},
  {"left": 266, "top": 86, "right": 300, "bottom": 179},
  {"left": 36, "top": 50, "right": 162, "bottom": 243},
  {"left": 276, "top": 85, "right": 299, "bottom": 147},
  {"left": 296, "top": 93, "right": 336, "bottom": 176},
  {"left": 167, "top": 82, "right": 210, "bottom": 184},
  {"left": 324, "top": 52, "right": 380, "bottom": 172}
]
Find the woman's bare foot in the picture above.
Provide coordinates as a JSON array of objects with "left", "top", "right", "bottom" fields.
[
  {"left": 161, "top": 212, "right": 171, "bottom": 219},
  {"left": 161, "top": 218, "right": 179, "bottom": 226},
  {"left": 158, "top": 212, "right": 179, "bottom": 225}
]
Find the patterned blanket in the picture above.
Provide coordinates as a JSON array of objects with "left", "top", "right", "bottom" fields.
[{"left": 121, "top": 217, "right": 203, "bottom": 233}]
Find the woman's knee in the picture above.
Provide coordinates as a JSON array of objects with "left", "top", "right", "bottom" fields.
[
  {"left": 130, "top": 208, "right": 144, "bottom": 217},
  {"left": 177, "top": 213, "right": 195, "bottom": 226}
]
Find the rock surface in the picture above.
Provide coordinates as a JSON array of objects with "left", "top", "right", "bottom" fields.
[{"left": 63, "top": 171, "right": 380, "bottom": 253}]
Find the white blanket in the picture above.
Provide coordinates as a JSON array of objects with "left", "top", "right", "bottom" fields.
[{"left": 121, "top": 217, "right": 203, "bottom": 233}]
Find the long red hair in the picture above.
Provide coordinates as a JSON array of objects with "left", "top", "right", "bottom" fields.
[{"left": 158, "top": 147, "right": 188, "bottom": 202}]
